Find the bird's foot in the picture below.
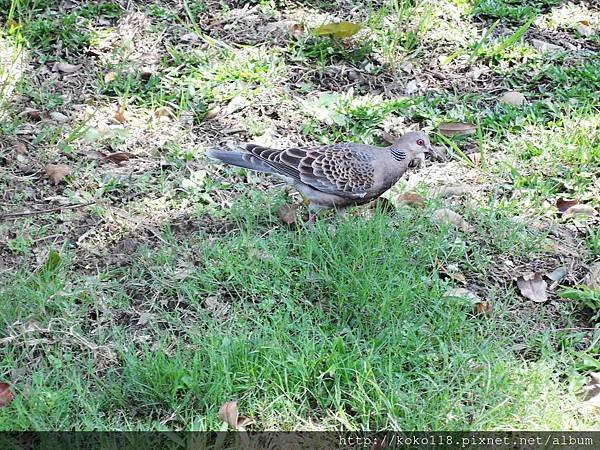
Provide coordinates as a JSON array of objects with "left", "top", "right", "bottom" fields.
[{"left": 306, "top": 213, "right": 317, "bottom": 228}]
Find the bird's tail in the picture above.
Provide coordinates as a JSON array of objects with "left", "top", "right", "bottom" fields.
[{"left": 205, "top": 148, "right": 275, "bottom": 174}]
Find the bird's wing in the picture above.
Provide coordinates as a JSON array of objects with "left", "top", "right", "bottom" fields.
[{"left": 245, "top": 143, "right": 375, "bottom": 198}]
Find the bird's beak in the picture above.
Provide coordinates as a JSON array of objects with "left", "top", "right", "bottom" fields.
[{"left": 426, "top": 144, "right": 445, "bottom": 161}]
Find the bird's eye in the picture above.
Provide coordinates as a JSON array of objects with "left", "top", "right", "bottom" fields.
[{"left": 416, "top": 139, "right": 425, "bottom": 146}]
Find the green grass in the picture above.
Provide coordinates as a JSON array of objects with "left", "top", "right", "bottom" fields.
[
  {"left": 0, "top": 208, "right": 596, "bottom": 430},
  {"left": 1, "top": 0, "right": 599, "bottom": 431},
  {"left": 472, "top": 0, "right": 561, "bottom": 22}
]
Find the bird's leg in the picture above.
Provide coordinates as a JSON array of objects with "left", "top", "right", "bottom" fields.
[{"left": 307, "top": 203, "right": 324, "bottom": 227}]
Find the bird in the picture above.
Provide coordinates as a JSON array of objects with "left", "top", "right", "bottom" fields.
[{"left": 206, "top": 131, "right": 434, "bottom": 224}]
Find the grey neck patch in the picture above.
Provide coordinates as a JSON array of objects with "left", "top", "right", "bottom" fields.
[{"left": 390, "top": 148, "right": 407, "bottom": 162}]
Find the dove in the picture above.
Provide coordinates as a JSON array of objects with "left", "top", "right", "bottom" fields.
[{"left": 206, "top": 131, "right": 433, "bottom": 224}]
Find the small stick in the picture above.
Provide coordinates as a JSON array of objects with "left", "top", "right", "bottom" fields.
[{"left": 0, "top": 201, "right": 96, "bottom": 220}]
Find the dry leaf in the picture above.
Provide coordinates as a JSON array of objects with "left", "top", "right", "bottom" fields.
[
  {"left": 222, "top": 124, "right": 247, "bottom": 135},
  {"left": 104, "top": 152, "right": 135, "bottom": 164},
  {"left": 405, "top": 80, "right": 418, "bottom": 95},
  {"left": 83, "top": 149, "right": 108, "bottom": 160},
  {"left": 137, "top": 313, "right": 153, "bottom": 326},
  {"left": 104, "top": 71, "right": 116, "bottom": 83},
  {"left": 556, "top": 198, "right": 579, "bottom": 213},
  {"left": 14, "top": 142, "right": 27, "bottom": 155},
  {"left": 500, "top": 91, "right": 526, "bottom": 106},
  {"left": 218, "top": 401, "right": 252, "bottom": 430},
  {"left": 546, "top": 266, "right": 568, "bottom": 283},
  {"left": 474, "top": 301, "right": 492, "bottom": 317},
  {"left": 439, "top": 263, "right": 467, "bottom": 284},
  {"left": 205, "top": 108, "right": 220, "bottom": 120},
  {"left": 531, "top": 39, "right": 563, "bottom": 52},
  {"left": 432, "top": 208, "right": 473, "bottom": 232},
  {"left": 449, "top": 271, "right": 466, "bottom": 284},
  {"left": 576, "top": 23, "right": 593, "bottom": 37},
  {"left": 563, "top": 204, "right": 597, "bottom": 218},
  {"left": 291, "top": 23, "right": 304, "bottom": 38},
  {"left": 114, "top": 105, "right": 126, "bottom": 124},
  {"left": 54, "top": 62, "right": 81, "bottom": 73},
  {"left": 19, "top": 108, "right": 41, "bottom": 121},
  {"left": 437, "top": 185, "right": 471, "bottom": 198},
  {"left": 278, "top": 204, "right": 298, "bottom": 226},
  {"left": 180, "top": 32, "right": 200, "bottom": 44},
  {"left": 393, "top": 192, "right": 425, "bottom": 208},
  {"left": 439, "top": 122, "right": 476, "bottom": 136},
  {"left": 45, "top": 164, "right": 71, "bottom": 184},
  {"left": 49, "top": 111, "right": 69, "bottom": 123},
  {"left": 579, "top": 372, "right": 600, "bottom": 414},
  {"left": 468, "top": 153, "right": 481, "bottom": 166},
  {"left": 155, "top": 107, "right": 176, "bottom": 121},
  {"left": 585, "top": 263, "right": 600, "bottom": 290},
  {"left": 0, "top": 383, "right": 13, "bottom": 408},
  {"left": 443, "top": 287, "right": 481, "bottom": 304},
  {"left": 516, "top": 272, "right": 548, "bottom": 303},
  {"left": 313, "top": 21, "right": 362, "bottom": 39}
]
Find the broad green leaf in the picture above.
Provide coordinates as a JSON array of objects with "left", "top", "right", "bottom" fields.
[{"left": 313, "top": 21, "right": 362, "bottom": 39}]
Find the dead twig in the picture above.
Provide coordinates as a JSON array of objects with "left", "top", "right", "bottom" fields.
[{"left": 0, "top": 201, "right": 96, "bottom": 221}]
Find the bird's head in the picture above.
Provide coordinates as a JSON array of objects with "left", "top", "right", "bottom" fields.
[
  {"left": 396, "top": 131, "right": 433, "bottom": 155},
  {"left": 383, "top": 130, "right": 436, "bottom": 163}
]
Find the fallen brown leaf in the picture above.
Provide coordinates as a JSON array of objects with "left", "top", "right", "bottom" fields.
[
  {"left": 104, "top": 152, "right": 135, "bottom": 164},
  {"left": 393, "top": 192, "right": 425, "bottom": 208},
  {"left": 516, "top": 272, "right": 548, "bottom": 303},
  {"left": 278, "top": 204, "right": 298, "bottom": 226},
  {"left": 585, "top": 263, "right": 600, "bottom": 290},
  {"left": 576, "top": 22, "right": 594, "bottom": 37},
  {"left": 54, "top": 62, "right": 81, "bottom": 73},
  {"left": 546, "top": 266, "right": 568, "bottom": 283},
  {"left": 531, "top": 39, "right": 562, "bottom": 52},
  {"left": 439, "top": 263, "right": 467, "bottom": 284},
  {"left": 14, "top": 141, "right": 27, "bottom": 155},
  {"left": 204, "top": 108, "right": 220, "bottom": 120},
  {"left": 104, "top": 71, "right": 116, "bottom": 83},
  {"left": 114, "top": 104, "right": 126, "bottom": 124},
  {"left": 291, "top": 23, "right": 304, "bottom": 38},
  {"left": 45, "top": 164, "right": 71, "bottom": 184},
  {"left": 563, "top": 204, "right": 597, "bottom": 218},
  {"left": 405, "top": 80, "right": 418, "bottom": 95},
  {"left": 0, "top": 383, "right": 13, "bottom": 408},
  {"left": 579, "top": 372, "right": 600, "bottom": 414},
  {"left": 155, "top": 106, "right": 176, "bottom": 121},
  {"left": 474, "top": 301, "right": 492, "bottom": 317},
  {"left": 49, "top": 111, "right": 69, "bottom": 123},
  {"left": 218, "top": 401, "right": 252, "bottom": 430},
  {"left": 180, "top": 32, "right": 200, "bottom": 44},
  {"left": 437, "top": 185, "right": 471, "bottom": 198},
  {"left": 556, "top": 198, "right": 579, "bottom": 213},
  {"left": 432, "top": 208, "right": 473, "bottom": 232},
  {"left": 18, "top": 107, "right": 41, "bottom": 121},
  {"left": 443, "top": 287, "right": 481, "bottom": 305},
  {"left": 83, "top": 149, "right": 108, "bottom": 160},
  {"left": 500, "top": 91, "right": 526, "bottom": 106},
  {"left": 439, "top": 122, "right": 476, "bottom": 136},
  {"left": 468, "top": 153, "right": 481, "bottom": 166}
]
